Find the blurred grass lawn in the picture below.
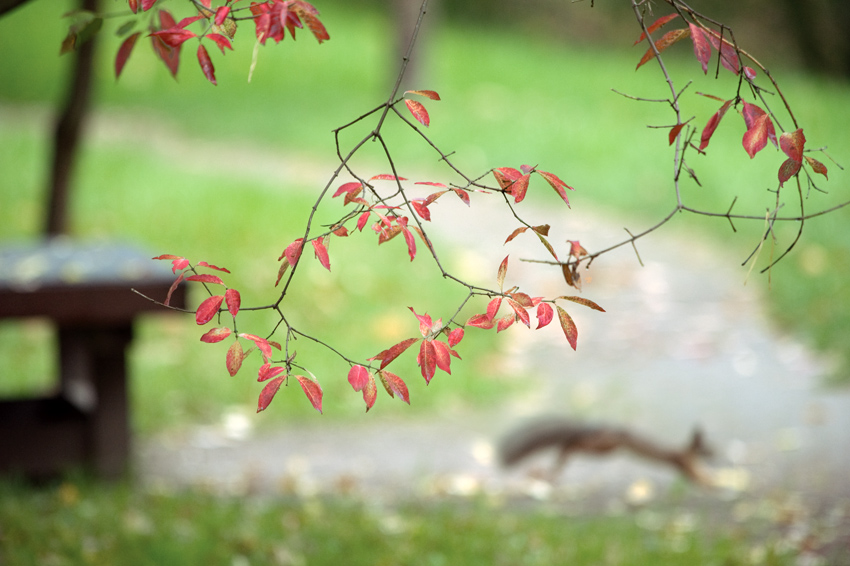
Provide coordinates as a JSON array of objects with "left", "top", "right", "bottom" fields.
[{"left": 0, "top": 0, "right": 849, "bottom": 435}]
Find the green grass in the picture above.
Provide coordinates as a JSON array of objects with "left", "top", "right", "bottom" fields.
[{"left": 0, "top": 477, "right": 802, "bottom": 566}]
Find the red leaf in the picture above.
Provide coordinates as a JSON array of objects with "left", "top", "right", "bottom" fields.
[
  {"left": 778, "top": 158, "right": 802, "bottom": 187},
  {"left": 804, "top": 156, "right": 828, "bottom": 179},
  {"left": 409, "top": 307, "right": 435, "bottom": 337},
  {"left": 240, "top": 333, "right": 272, "bottom": 360},
  {"left": 362, "top": 374, "right": 377, "bottom": 411},
  {"left": 115, "top": 32, "right": 140, "bottom": 78},
  {"left": 186, "top": 273, "right": 224, "bottom": 285},
  {"left": 633, "top": 13, "right": 680, "bottom": 45},
  {"left": 198, "top": 261, "right": 230, "bottom": 273},
  {"left": 742, "top": 113, "right": 771, "bottom": 159},
  {"left": 432, "top": 340, "right": 452, "bottom": 374},
  {"left": 705, "top": 29, "right": 740, "bottom": 74},
  {"left": 636, "top": 28, "right": 691, "bottom": 70},
  {"left": 128, "top": 0, "right": 139, "bottom": 13},
  {"left": 741, "top": 102, "right": 777, "bottom": 147},
  {"left": 451, "top": 188, "right": 471, "bottom": 206},
  {"left": 404, "top": 89, "right": 441, "bottom": 100},
  {"left": 368, "top": 337, "right": 420, "bottom": 369},
  {"left": 200, "top": 326, "right": 231, "bottom": 343},
  {"left": 214, "top": 5, "right": 230, "bottom": 26},
  {"left": 699, "top": 99, "right": 732, "bottom": 151},
  {"left": 669, "top": 122, "right": 687, "bottom": 145},
  {"left": 196, "top": 295, "right": 224, "bottom": 325},
  {"left": 405, "top": 99, "right": 430, "bottom": 127},
  {"left": 402, "top": 228, "right": 417, "bottom": 261},
  {"left": 487, "top": 297, "right": 503, "bottom": 320},
  {"left": 493, "top": 167, "right": 521, "bottom": 190},
  {"left": 780, "top": 128, "right": 806, "bottom": 162},
  {"left": 556, "top": 305, "right": 578, "bottom": 350},
  {"left": 496, "top": 313, "right": 515, "bottom": 333},
  {"left": 258, "top": 363, "right": 286, "bottom": 382},
  {"left": 141, "top": 0, "right": 156, "bottom": 10},
  {"left": 281, "top": 238, "right": 304, "bottom": 267},
  {"left": 411, "top": 200, "right": 431, "bottom": 221},
  {"left": 508, "top": 299, "right": 530, "bottom": 327},
  {"left": 466, "top": 314, "right": 494, "bottom": 329},
  {"left": 378, "top": 370, "right": 410, "bottom": 404},
  {"left": 536, "top": 302, "right": 554, "bottom": 329},
  {"left": 505, "top": 226, "right": 528, "bottom": 244},
  {"left": 150, "top": 28, "right": 197, "bottom": 48},
  {"left": 447, "top": 327, "right": 464, "bottom": 347},
  {"left": 689, "top": 23, "right": 711, "bottom": 74},
  {"left": 348, "top": 365, "right": 370, "bottom": 392},
  {"left": 509, "top": 292, "right": 535, "bottom": 308},
  {"left": 557, "top": 295, "right": 606, "bottom": 312},
  {"left": 206, "top": 33, "right": 233, "bottom": 54},
  {"left": 312, "top": 237, "right": 331, "bottom": 270},
  {"left": 164, "top": 272, "right": 184, "bottom": 306},
  {"left": 226, "top": 340, "right": 243, "bottom": 376},
  {"left": 225, "top": 288, "right": 240, "bottom": 317},
  {"left": 176, "top": 15, "right": 204, "bottom": 28},
  {"left": 293, "top": 1, "right": 330, "bottom": 43},
  {"left": 257, "top": 375, "right": 285, "bottom": 412},
  {"left": 497, "top": 255, "right": 509, "bottom": 289},
  {"left": 536, "top": 170, "right": 573, "bottom": 206},
  {"left": 419, "top": 340, "right": 437, "bottom": 383},
  {"left": 154, "top": 254, "right": 189, "bottom": 273},
  {"left": 333, "top": 181, "right": 362, "bottom": 198},
  {"left": 369, "top": 174, "right": 407, "bottom": 182},
  {"left": 151, "top": 11, "right": 180, "bottom": 77},
  {"left": 744, "top": 66, "right": 757, "bottom": 81},
  {"left": 510, "top": 173, "right": 531, "bottom": 203},
  {"left": 197, "top": 44, "right": 216, "bottom": 85},
  {"left": 296, "top": 375, "right": 324, "bottom": 413}
]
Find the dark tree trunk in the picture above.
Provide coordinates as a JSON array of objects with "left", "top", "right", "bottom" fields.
[{"left": 44, "top": 0, "right": 98, "bottom": 237}]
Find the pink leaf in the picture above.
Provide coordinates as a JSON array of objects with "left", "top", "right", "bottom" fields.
[
  {"left": 487, "top": 297, "right": 503, "bottom": 320},
  {"left": 197, "top": 44, "right": 216, "bottom": 85},
  {"left": 447, "top": 327, "right": 464, "bottom": 347},
  {"left": 496, "top": 313, "right": 515, "bottom": 333},
  {"left": 405, "top": 99, "right": 430, "bottom": 127},
  {"left": 186, "top": 273, "right": 225, "bottom": 285},
  {"left": 296, "top": 375, "right": 323, "bottom": 414},
  {"left": 369, "top": 174, "right": 407, "bottom": 182},
  {"left": 357, "top": 211, "right": 371, "bottom": 231},
  {"left": 368, "top": 337, "right": 420, "bottom": 369},
  {"left": 281, "top": 238, "right": 304, "bottom": 267},
  {"left": 332, "top": 181, "right": 362, "bottom": 198},
  {"left": 225, "top": 288, "right": 240, "bottom": 317},
  {"left": 214, "top": 5, "right": 230, "bottom": 26},
  {"left": 348, "top": 365, "right": 370, "bottom": 392},
  {"left": 206, "top": 33, "right": 233, "bottom": 54},
  {"left": 196, "top": 295, "right": 224, "bottom": 325},
  {"left": 705, "top": 29, "right": 740, "bottom": 74},
  {"left": 497, "top": 255, "right": 509, "bottom": 289},
  {"left": 198, "top": 261, "right": 230, "bottom": 273},
  {"left": 164, "top": 272, "right": 184, "bottom": 306},
  {"left": 362, "top": 374, "right": 377, "bottom": 411},
  {"left": 466, "top": 314, "right": 494, "bottom": 329},
  {"left": 257, "top": 376, "right": 285, "bottom": 412},
  {"left": 200, "top": 326, "right": 231, "bottom": 343},
  {"left": 633, "top": 13, "right": 680, "bottom": 45},
  {"left": 536, "top": 302, "right": 554, "bottom": 329},
  {"left": 258, "top": 363, "right": 286, "bottom": 382},
  {"left": 419, "top": 340, "right": 437, "bottom": 383},
  {"left": 115, "top": 32, "right": 140, "bottom": 78},
  {"left": 556, "top": 305, "right": 578, "bottom": 350},
  {"left": 509, "top": 173, "right": 531, "bottom": 203},
  {"left": 779, "top": 128, "right": 806, "bottom": 162},
  {"left": 404, "top": 89, "right": 441, "bottom": 100},
  {"left": 536, "top": 170, "right": 573, "bottom": 206},
  {"left": 432, "top": 340, "right": 452, "bottom": 374},
  {"left": 778, "top": 158, "right": 802, "bottom": 187},
  {"left": 312, "top": 237, "right": 331, "bottom": 270},
  {"left": 403, "top": 227, "right": 417, "bottom": 261},
  {"left": 699, "top": 99, "right": 733, "bottom": 151},
  {"left": 508, "top": 299, "right": 530, "bottom": 328},
  {"left": 226, "top": 340, "right": 243, "bottom": 376},
  {"left": 378, "top": 370, "right": 410, "bottom": 404},
  {"left": 240, "top": 333, "right": 272, "bottom": 361},
  {"left": 742, "top": 113, "right": 771, "bottom": 159},
  {"left": 689, "top": 23, "right": 711, "bottom": 74}
]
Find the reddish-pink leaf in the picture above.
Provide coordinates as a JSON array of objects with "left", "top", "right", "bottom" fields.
[
  {"left": 176, "top": 14, "right": 204, "bottom": 28},
  {"left": 312, "top": 237, "right": 331, "bottom": 270},
  {"left": 154, "top": 254, "right": 189, "bottom": 273},
  {"left": 186, "top": 273, "right": 225, "bottom": 285},
  {"left": 128, "top": 0, "right": 139, "bottom": 13},
  {"left": 347, "top": 364, "right": 370, "bottom": 392},
  {"left": 778, "top": 158, "right": 801, "bottom": 187},
  {"left": 293, "top": 1, "right": 329, "bottom": 43},
  {"left": 115, "top": 32, "right": 140, "bottom": 78},
  {"left": 404, "top": 89, "right": 441, "bottom": 100},
  {"left": 226, "top": 340, "right": 243, "bottom": 376},
  {"left": 536, "top": 302, "right": 554, "bottom": 329},
  {"left": 296, "top": 375, "right": 323, "bottom": 413},
  {"left": 206, "top": 33, "right": 233, "bottom": 54},
  {"left": 257, "top": 375, "right": 285, "bottom": 412},
  {"left": 804, "top": 156, "right": 828, "bottom": 179},
  {"left": 432, "top": 340, "right": 452, "bottom": 374},
  {"left": 741, "top": 102, "right": 776, "bottom": 147},
  {"left": 164, "top": 272, "right": 184, "bottom": 306},
  {"left": 409, "top": 307, "right": 435, "bottom": 337},
  {"left": 141, "top": 0, "right": 156, "bottom": 10},
  {"left": 689, "top": 23, "right": 711, "bottom": 74},
  {"left": 557, "top": 295, "right": 606, "bottom": 312},
  {"left": 492, "top": 167, "right": 521, "bottom": 190},
  {"left": 669, "top": 122, "right": 687, "bottom": 145},
  {"left": 150, "top": 28, "right": 197, "bottom": 48},
  {"left": 411, "top": 200, "right": 431, "bottom": 221},
  {"left": 197, "top": 44, "right": 216, "bottom": 85},
  {"left": 699, "top": 99, "right": 733, "bottom": 151},
  {"left": 780, "top": 128, "right": 806, "bottom": 162},
  {"left": 447, "top": 327, "right": 464, "bottom": 347},
  {"left": 466, "top": 314, "right": 494, "bottom": 329},
  {"left": 496, "top": 313, "right": 515, "bottom": 333},
  {"left": 225, "top": 288, "right": 240, "bottom": 317},
  {"left": 196, "top": 295, "right": 224, "bottom": 325},
  {"left": 405, "top": 99, "right": 430, "bottom": 127},
  {"left": 556, "top": 305, "right": 578, "bottom": 350},
  {"left": 362, "top": 374, "right": 377, "bottom": 411},
  {"left": 378, "top": 370, "right": 410, "bottom": 404},
  {"left": 536, "top": 170, "right": 573, "bottom": 206},
  {"left": 509, "top": 292, "right": 535, "bottom": 308},
  {"left": 633, "top": 13, "right": 680, "bottom": 45},
  {"left": 636, "top": 28, "right": 691, "bottom": 70},
  {"left": 356, "top": 211, "right": 371, "bottom": 231},
  {"left": 370, "top": 174, "right": 407, "bottom": 182},
  {"left": 240, "top": 333, "right": 272, "bottom": 360},
  {"left": 214, "top": 5, "right": 230, "bottom": 26},
  {"left": 197, "top": 261, "right": 230, "bottom": 273},
  {"left": 705, "top": 29, "right": 740, "bottom": 74},
  {"left": 508, "top": 299, "right": 530, "bottom": 327},
  {"left": 744, "top": 66, "right": 757, "bottom": 81},
  {"left": 368, "top": 337, "right": 420, "bottom": 369},
  {"left": 742, "top": 113, "right": 771, "bottom": 159},
  {"left": 451, "top": 188, "right": 471, "bottom": 206},
  {"left": 402, "top": 228, "right": 417, "bottom": 261},
  {"left": 497, "top": 255, "right": 509, "bottom": 289},
  {"left": 151, "top": 11, "right": 180, "bottom": 78},
  {"left": 258, "top": 363, "right": 286, "bottom": 382},
  {"left": 200, "top": 326, "right": 232, "bottom": 343},
  {"left": 419, "top": 340, "right": 437, "bottom": 383},
  {"left": 281, "top": 238, "right": 304, "bottom": 267},
  {"left": 333, "top": 181, "right": 361, "bottom": 198},
  {"left": 567, "top": 240, "right": 588, "bottom": 259},
  {"left": 487, "top": 297, "right": 503, "bottom": 320},
  {"left": 509, "top": 173, "right": 531, "bottom": 203},
  {"left": 505, "top": 226, "right": 528, "bottom": 244}
]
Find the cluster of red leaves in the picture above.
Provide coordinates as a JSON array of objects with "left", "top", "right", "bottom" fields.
[
  {"left": 153, "top": 254, "right": 324, "bottom": 414},
  {"left": 115, "top": 0, "right": 328, "bottom": 85},
  {"left": 492, "top": 166, "right": 574, "bottom": 206},
  {"left": 635, "top": 14, "right": 828, "bottom": 188}
]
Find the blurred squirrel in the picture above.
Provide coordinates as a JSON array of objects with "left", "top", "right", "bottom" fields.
[{"left": 498, "top": 417, "right": 713, "bottom": 485}]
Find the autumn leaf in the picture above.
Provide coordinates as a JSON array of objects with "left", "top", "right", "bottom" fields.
[
  {"left": 240, "top": 333, "right": 272, "bottom": 361},
  {"left": 370, "top": 174, "right": 407, "bottom": 182},
  {"left": 704, "top": 29, "right": 740, "bottom": 74},
  {"left": 347, "top": 365, "right": 370, "bottom": 392},
  {"left": 197, "top": 44, "right": 216, "bottom": 85},
  {"left": 198, "top": 261, "right": 230, "bottom": 273},
  {"left": 312, "top": 237, "right": 331, "bottom": 270},
  {"left": 226, "top": 339, "right": 243, "bottom": 376},
  {"left": 149, "top": 27, "right": 196, "bottom": 48},
  {"left": 536, "top": 302, "right": 554, "bottom": 329},
  {"left": 508, "top": 299, "right": 530, "bottom": 327},
  {"left": 405, "top": 99, "right": 430, "bottom": 127},
  {"left": 689, "top": 24, "right": 711, "bottom": 74},
  {"left": 154, "top": 254, "right": 189, "bottom": 273},
  {"left": 404, "top": 89, "right": 441, "bottom": 100},
  {"left": 466, "top": 313, "right": 494, "bottom": 329},
  {"left": 504, "top": 226, "right": 528, "bottom": 244},
  {"left": 281, "top": 238, "right": 304, "bottom": 267},
  {"left": 496, "top": 313, "right": 515, "bottom": 332},
  {"left": 536, "top": 170, "right": 574, "bottom": 206},
  {"left": 115, "top": 32, "right": 140, "bottom": 78},
  {"left": 447, "top": 327, "right": 464, "bottom": 347},
  {"left": 509, "top": 174, "right": 531, "bottom": 203},
  {"left": 557, "top": 295, "right": 606, "bottom": 312},
  {"left": 368, "top": 337, "right": 419, "bottom": 369},
  {"left": 186, "top": 273, "right": 225, "bottom": 285},
  {"left": 699, "top": 99, "right": 732, "bottom": 151},
  {"left": 196, "top": 295, "right": 224, "bottom": 325},
  {"left": 332, "top": 181, "right": 362, "bottom": 198},
  {"left": 804, "top": 155, "right": 828, "bottom": 179},
  {"left": 362, "top": 375, "right": 377, "bottom": 411},
  {"left": 432, "top": 340, "right": 452, "bottom": 374},
  {"left": 206, "top": 33, "right": 233, "bottom": 54},
  {"left": 780, "top": 128, "right": 806, "bottom": 162},
  {"left": 214, "top": 5, "right": 230, "bottom": 25},
  {"left": 257, "top": 376, "right": 285, "bottom": 412},
  {"left": 497, "top": 255, "right": 509, "bottom": 290},
  {"left": 633, "top": 13, "right": 680, "bottom": 45},
  {"left": 258, "top": 363, "right": 286, "bottom": 382},
  {"left": 556, "top": 305, "right": 578, "bottom": 350},
  {"left": 742, "top": 113, "right": 771, "bottom": 159},
  {"left": 778, "top": 158, "right": 802, "bottom": 186},
  {"left": 200, "top": 327, "right": 231, "bottom": 343},
  {"left": 636, "top": 28, "right": 691, "bottom": 70},
  {"left": 225, "top": 288, "right": 240, "bottom": 316},
  {"left": 669, "top": 122, "right": 687, "bottom": 145},
  {"left": 492, "top": 167, "right": 521, "bottom": 191},
  {"left": 378, "top": 370, "right": 410, "bottom": 404},
  {"left": 741, "top": 102, "right": 777, "bottom": 147}
]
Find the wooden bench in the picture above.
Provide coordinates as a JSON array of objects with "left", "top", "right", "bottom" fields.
[{"left": 0, "top": 239, "right": 186, "bottom": 478}]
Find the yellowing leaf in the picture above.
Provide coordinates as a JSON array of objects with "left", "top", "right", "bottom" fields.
[
  {"left": 633, "top": 13, "right": 680, "bottom": 45},
  {"left": 556, "top": 305, "right": 578, "bottom": 350},
  {"left": 226, "top": 339, "right": 243, "bottom": 376},
  {"left": 405, "top": 99, "right": 430, "bottom": 127},
  {"left": 636, "top": 28, "right": 691, "bottom": 70},
  {"left": 804, "top": 155, "right": 828, "bottom": 179}
]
